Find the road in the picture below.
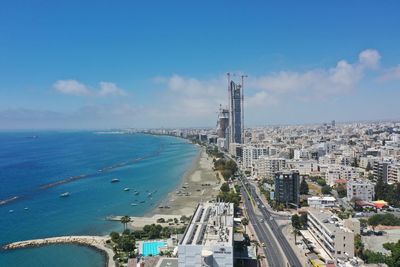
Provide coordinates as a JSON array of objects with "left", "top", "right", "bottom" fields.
[
  {"left": 241, "top": 185, "right": 286, "bottom": 267},
  {"left": 223, "top": 152, "right": 303, "bottom": 266},
  {"left": 241, "top": 178, "right": 303, "bottom": 267}
]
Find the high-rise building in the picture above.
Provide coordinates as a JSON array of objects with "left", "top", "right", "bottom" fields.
[
  {"left": 228, "top": 75, "right": 244, "bottom": 145},
  {"left": 216, "top": 106, "right": 229, "bottom": 139},
  {"left": 274, "top": 170, "right": 300, "bottom": 207}
]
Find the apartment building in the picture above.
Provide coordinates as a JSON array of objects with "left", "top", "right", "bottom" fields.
[
  {"left": 274, "top": 171, "right": 300, "bottom": 207},
  {"left": 254, "top": 156, "right": 286, "bottom": 179},
  {"left": 307, "top": 209, "right": 354, "bottom": 260},
  {"left": 346, "top": 178, "right": 375, "bottom": 202}
]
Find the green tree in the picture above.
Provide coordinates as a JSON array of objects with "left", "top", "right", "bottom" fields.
[
  {"left": 354, "top": 234, "right": 364, "bottom": 258},
  {"left": 241, "top": 217, "right": 249, "bottom": 234},
  {"left": 291, "top": 214, "right": 301, "bottom": 230},
  {"left": 120, "top": 216, "right": 131, "bottom": 230},
  {"left": 293, "top": 228, "right": 300, "bottom": 244},
  {"left": 321, "top": 185, "right": 332, "bottom": 195},
  {"left": 110, "top": 232, "right": 120, "bottom": 242},
  {"left": 220, "top": 182, "right": 230, "bottom": 193},
  {"left": 300, "top": 177, "right": 309, "bottom": 195},
  {"left": 316, "top": 178, "right": 327, "bottom": 187},
  {"left": 336, "top": 184, "right": 347, "bottom": 198},
  {"left": 299, "top": 213, "right": 308, "bottom": 228}
]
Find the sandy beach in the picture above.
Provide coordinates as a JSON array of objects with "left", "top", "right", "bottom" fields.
[{"left": 147, "top": 146, "right": 220, "bottom": 216}]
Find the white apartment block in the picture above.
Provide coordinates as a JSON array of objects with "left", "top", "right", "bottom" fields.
[
  {"left": 359, "top": 155, "right": 377, "bottom": 169},
  {"left": 307, "top": 196, "right": 336, "bottom": 208},
  {"left": 254, "top": 156, "right": 286, "bottom": 179},
  {"left": 307, "top": 209, "right": 354, "bottom": 260},
  {"left": 294, "top": 149, "right": 310, "bottom": 160},
  {"left": 286, "top": 160, "right": 317, "bottom": 176},
  {"left": 322, "top": 164, "right": 359, "bottom": 186},
  {"left": 346, "top": 178, "right": 375, "bottom": 202},
  {"left": 242, "top": 145, "right": 269, "bottom": 169},
  {"left": 178, "top": 202, "right": 234, "bottom": 267}
]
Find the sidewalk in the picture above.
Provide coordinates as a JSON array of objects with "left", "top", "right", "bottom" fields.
[{"left": 280, "top": 223, "right": 310, "bottom": 267}]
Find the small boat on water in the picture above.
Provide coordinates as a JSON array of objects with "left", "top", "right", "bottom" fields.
[
  {"left": 140, "top": 200, "right": 145, "bottom": 203},
  {"left": 60, "top": 192, "right": 70, "bottom": 197},
  {"left": 133, "top": 191, "right": 139, "bottom": 195},
  {"left": 111, "top": 178, "right": 120, "bottom": 183},
  {"left": 131, "top": 203, "right": 138, "bottom": 206},
  {"left": 9, "top": 210, "right": 14, "bottom": 213},
  {"left": 124, "top": 188, "right": 130, "bottom": 191},
  {"left": 24, "top": 207, "right": 29, "bottom": 210}
]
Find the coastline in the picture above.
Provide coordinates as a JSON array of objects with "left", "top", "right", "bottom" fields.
[
  {"left": 146, "top": 145, "right": 220, "bottom": 217},
  {"left": 2, "top": 236, "right": 115, "bottom": 267}
]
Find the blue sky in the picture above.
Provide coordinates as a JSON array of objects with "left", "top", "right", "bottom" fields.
[{"left": 1, "top": 1, "right": 400, "bottom": 129}]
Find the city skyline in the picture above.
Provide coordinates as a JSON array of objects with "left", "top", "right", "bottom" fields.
[{"left": 1, "top": 1, "right": 400, "bottom": 129}]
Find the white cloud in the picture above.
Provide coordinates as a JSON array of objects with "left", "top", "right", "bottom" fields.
[
  {"left": 378, "top": 65, "right": 400, "bottom": 82},
  {"left": 98, "top": 82, "right": 126, "bottom": 96},
  {"left": 53, "top": 80, "right": 126, "bottom": 97},
  {"left": 245, "top": 91, "right": 278, "bottom": 107},
  {"left": 248, "top": 49, "right": 381, "bottom": 99},
  {"left": 358, "top": 49, "right": 381, "bottom": 69},
  {"left": 151, "top": 49, "right": 383, "bottom": 126},
  {"left": 53, "top": 80, "right": 92, "bottom": 96}
]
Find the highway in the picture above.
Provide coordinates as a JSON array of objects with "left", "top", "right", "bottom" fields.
[
  {"left": 240, "top": 178, "right": 303, "bottom": 267},
  {"left": 241, "top": 186, "right": 285, "bottom": 267}
]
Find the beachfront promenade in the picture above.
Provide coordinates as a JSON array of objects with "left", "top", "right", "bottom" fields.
[{"left": 3, "top": 235, "right": 115, "bottom": 267}]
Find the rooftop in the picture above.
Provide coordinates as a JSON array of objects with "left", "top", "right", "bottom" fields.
[
  {"left": 180, "top": 202, "right": 234, "bottom": 247},
  {"left": 308, "top": 208, "right": 352, "bottom": 234}
]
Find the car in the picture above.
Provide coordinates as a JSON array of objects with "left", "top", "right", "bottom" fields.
[
  {"left": 260, "top": 219, "right": 264, "bottom": 222},
  {"left": 262, "top": 242, "right": 266, "bottom": 247}
]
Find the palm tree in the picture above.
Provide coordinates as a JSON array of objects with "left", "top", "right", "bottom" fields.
[
  {"left": 256, "top": 255, "right": 265, "bottom": 267},
  {"left": 293, "top": 228, "right": 300, "bottom": 244},
  {"left": 120, "top": 215, "right": 131, "bottom": 230},
  {"left": 241, "top": 217, "right": 249, "bottom": 234}
]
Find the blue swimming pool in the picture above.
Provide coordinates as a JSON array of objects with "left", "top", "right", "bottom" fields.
[{"left": 142, "top": 241, "right": 167, "bottom": 256}]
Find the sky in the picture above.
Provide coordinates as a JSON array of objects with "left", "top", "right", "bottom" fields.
[{"left": 1, "top": 0, "right": 400, "bottom": 130}]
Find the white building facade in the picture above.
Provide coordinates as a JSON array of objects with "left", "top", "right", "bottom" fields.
[{"left": 178, "top": 202, "right": 234, "bottom": 267}]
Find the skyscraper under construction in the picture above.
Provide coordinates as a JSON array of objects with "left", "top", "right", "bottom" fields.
[
  {"left": 217, "top": 105, "right": 229, "bottom": 139},
  {"left": 227, "top": 74, "right": 244, "bottom": 145}
]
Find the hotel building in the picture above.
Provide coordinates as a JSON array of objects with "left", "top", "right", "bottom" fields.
[{"left": 178, "top": 202, "right": 234, "bottom": 267}]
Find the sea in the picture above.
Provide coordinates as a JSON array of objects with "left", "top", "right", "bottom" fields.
[{"left": 0, "top": 131, "right": 199, "bottom": 267}]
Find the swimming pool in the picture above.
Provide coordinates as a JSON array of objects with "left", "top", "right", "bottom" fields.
[{"left": 142, "top": 241, "right": 167, "bottom": 256}]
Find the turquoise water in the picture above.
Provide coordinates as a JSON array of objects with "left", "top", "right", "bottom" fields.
[
  {"left": 142, "top": 241, "right": 167, "bottom": 256},
  {"left": 0, "top": 132, "right": 199, "bottom": 267}
]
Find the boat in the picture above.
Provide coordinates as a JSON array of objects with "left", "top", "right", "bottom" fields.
[
  {"left": 60, "top": 192, "right": 70, "bottom": 197},
  {"left": 124, "top": 188, "right": 130, "bottom": 191},
  {"left": 133, "top": 191, "right": 139, "bottom": 195},
  {"left": 148, "top": 192, "right": 152, "bottom": 197},
  {"left": 111, "top": 178, "right": 120, "bottom": 183},
  {"left": 24, "top": 207, "right": 29, "bottom": 210},
  {"left": 9, "top": 210, "right": 14, "bottom": 213},
  {"left": 131, "top": 203, "right": 138, "bottom": 206},
  {"left": 140, "top": 200, "right": 145, "bottom": 203}
]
